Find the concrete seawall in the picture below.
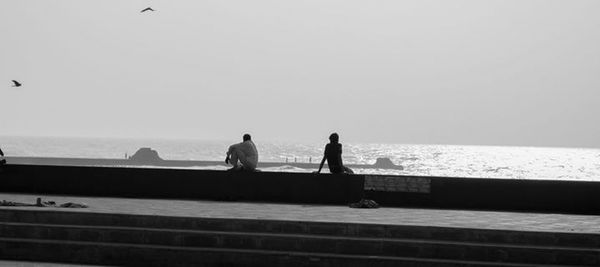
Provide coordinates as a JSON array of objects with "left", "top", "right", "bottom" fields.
[
  {"left": 5, "top": 156, "right": 404, "bottom": 170},
  {"left": 0, "top": 164, "right": 364, "bottom": 205},
  {"left": 1, "top": 164, "right": 599, "bottom": 214}
]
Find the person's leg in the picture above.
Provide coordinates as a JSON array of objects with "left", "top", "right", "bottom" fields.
[
  {"left": 239, "top": 156, "right": 256, "bottom": 171},
  {"left": 343, "top": 166, "right": 354, "bottom": 174},
  {"left": 229, "top": 149, "right": 241, "bottom": 169},
  {"left": 229, "top": 149, "right": 247, "bottom": 170},
  {"left": 328, "top": 165, "right": 342, "bottom": 174}
]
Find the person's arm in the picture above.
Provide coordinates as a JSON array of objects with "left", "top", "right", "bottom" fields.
[
  {"left": 338, "top": 144, "right": 344, "bottom": 167},
  {"left": 225, "top": 145, "right": 234, "bottom": 164},
  {"left": 315, "top": 145, "right": 328, "bottom": 174},
  {"left": 0, "top": 148, "right": 3, "bottom": 157},
  {"left": 316, "top": 155, "right": 326, "bottom": 173}
]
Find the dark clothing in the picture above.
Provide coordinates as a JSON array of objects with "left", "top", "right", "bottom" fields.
[{"left": 325, "top": 143, "right": 343, "bottom": 174}]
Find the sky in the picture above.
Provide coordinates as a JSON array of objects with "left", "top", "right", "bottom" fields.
[{"left": 1, "top": 0, "right": 599, "bottom": 147}]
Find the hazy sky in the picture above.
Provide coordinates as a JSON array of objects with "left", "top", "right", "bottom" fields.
[{"left": 1, "top": 1, "right": 599, "bottom": 147}]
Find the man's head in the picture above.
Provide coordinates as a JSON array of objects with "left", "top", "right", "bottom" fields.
[
  {"left": 329, "top": 133, "right": 339, "bottom": 143},
  {"left": 243, "top": 134, "right": 251, "bottom": 142}
]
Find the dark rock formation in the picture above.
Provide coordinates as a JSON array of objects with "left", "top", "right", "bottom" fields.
[
  {"left": 373, "top": 158, "right": 403, "bottom": 170},
  {"left": 129, "top": 148, "right": 163, "bottom": 163}
]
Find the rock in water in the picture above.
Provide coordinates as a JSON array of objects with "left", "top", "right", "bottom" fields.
[
  {"left": 374, "top": 157, "right": 403, "bottom": 170},
  {"left": 129, "top": 147, "right": 163, "bottom": 163}
]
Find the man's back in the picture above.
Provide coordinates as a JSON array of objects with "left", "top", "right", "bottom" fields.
[
  {"left": 240, "top": 140, "right": 258, "bottom": 160},
  {"left": 325, "top": 143, "right": 342, "bottom": 172}
]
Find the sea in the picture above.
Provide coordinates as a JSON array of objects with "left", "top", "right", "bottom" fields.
[{"left": 1, "top": 136, "right": 600, "bottom": 181}]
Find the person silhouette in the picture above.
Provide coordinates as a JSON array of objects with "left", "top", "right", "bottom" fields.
[
  {"left": 225, "top": 134, "right": 258, "bottom": 171},
  {"left": 316, "top": 133, "right": 354, "bottom": 174},
  {"left": 0, "top": 147, "right": 6, "bottom": 166}
]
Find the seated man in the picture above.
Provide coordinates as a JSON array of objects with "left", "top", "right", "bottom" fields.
[
  {"left": 225, "top": 134, "right": 258, "bottom": 171},
  {"left": 316, "top": 133, "right": 354, "bottom": 174}
]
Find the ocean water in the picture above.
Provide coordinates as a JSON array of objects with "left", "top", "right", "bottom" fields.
[{"left": 1, "top": 136, "right": 600, "bottom": 181}]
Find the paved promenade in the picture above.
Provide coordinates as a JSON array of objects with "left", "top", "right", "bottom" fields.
[{"left": 1, "top": 193, "right": 599, "bottom": 234}]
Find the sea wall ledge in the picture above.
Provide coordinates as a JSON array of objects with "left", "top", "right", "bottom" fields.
[{"left": 0, "top": 164, "right": 599, "bottom": 215}]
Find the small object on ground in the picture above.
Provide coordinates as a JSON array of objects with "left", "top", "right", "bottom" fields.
[
  {"left": 141, "top": 7, "right": 155, "bottom": 13},
  {"left": 36, "top": 197, "right": 56, "bottom": 207},
  {"left": 0, "top": 198, "right": 87, "bottom": 208},
  {"left": 60, "top": 202, "right": 88, "bottom": 208},
  {"left": 11, "top": 80, "right": 22, "bottom": 87},
  {"left": 0, "top": 200, "right": 34, "bottom": 206},
  {"left": 41, "top": 201, "right": 56, "bottom": 207},
  {"left": 349, "top": 199, "right": 380, "bottom": 209}
]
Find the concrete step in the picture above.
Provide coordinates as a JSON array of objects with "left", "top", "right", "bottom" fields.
[
  {"left": 1, "top": 209, "right": 599, "bottom": 248},
  {"left": 0, "top": 237, "right": 576, "bottom": 267},
  {"left": 0, "top": 222, "right": 598, "bottom": 266}
]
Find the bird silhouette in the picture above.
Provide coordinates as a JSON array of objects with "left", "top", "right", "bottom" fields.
[
  {"left": 11, "top": 80, "right": 21, "bottom": 87},
  {"left": 140, "top": 7, "right": 155, "bottom": 13}
]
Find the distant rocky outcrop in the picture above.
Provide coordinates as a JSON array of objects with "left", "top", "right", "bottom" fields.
[
  {"left": 373, "top": 158, "right": 403, "bottom": 170},
  {"left": 129, "top": 148, "right": 163, "bottom": 163}
]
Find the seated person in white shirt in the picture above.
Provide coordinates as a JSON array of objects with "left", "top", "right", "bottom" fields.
[{"left": 225, "top": 134, "right": 258, "bottom": 171}]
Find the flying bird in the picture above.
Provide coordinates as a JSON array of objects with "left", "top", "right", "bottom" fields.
[
  {"left": 140, "top": 7, "right": 155, "bottom": 13},
  {"left": 11, "top": 80, "right": 21, "bottom": 87}
]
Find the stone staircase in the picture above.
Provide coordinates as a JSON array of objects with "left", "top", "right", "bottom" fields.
[{"left": 0, "top": 209, "right": 598, "bottom": 266}]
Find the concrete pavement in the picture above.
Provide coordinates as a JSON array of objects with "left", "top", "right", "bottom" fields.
[{"left": 1, "top": 193, "right": 599, "bottom": 234}]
